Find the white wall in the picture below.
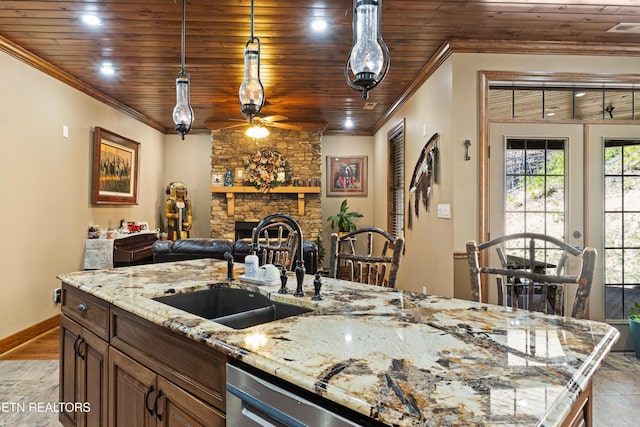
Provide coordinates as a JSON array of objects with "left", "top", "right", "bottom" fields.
[{"left": 0, "top": 51, "right": 165, "bottom": 340}]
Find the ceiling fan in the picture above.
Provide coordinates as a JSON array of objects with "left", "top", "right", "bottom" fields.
[{"left": 208, "top": 115, "right": 303, "bottom": 132}]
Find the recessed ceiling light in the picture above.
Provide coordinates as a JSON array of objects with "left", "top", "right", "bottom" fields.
[
  {"left": 344, "top": 118, "right": 353, "bottom": 128},
  {"left": 100, "top": 61, "right": 115, "bottom": 75},
  {"left": 311, "top": 19, "right": 327, "bottom": 32},
  {"left": 82, "top": 14, "right": 102, "bottom": 26}
]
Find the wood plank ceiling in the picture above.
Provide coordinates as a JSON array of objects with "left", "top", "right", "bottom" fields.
[{"left": 1, "top": 1, "right": 640, "bottom": 136}]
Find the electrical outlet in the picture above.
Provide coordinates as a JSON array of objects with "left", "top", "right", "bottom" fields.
[
  {"left": 53, "top": 288, "right": 61, "bottom": 303},
  {"left": 422, "top": 286, "right": 427, "bottom": 294}
]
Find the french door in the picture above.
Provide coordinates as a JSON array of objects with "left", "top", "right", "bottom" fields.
[{"left": 489, "top": 122, "right": 640, "bottom": 324}]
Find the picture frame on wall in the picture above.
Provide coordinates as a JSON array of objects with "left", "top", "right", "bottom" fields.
[
  {"left": 91, "top": 127, "right": 140, "bottom": 205},
  {"left": 326, "top": 155, "right": 368, "bottom": 197}
]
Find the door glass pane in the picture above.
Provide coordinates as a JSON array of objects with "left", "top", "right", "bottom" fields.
[
  {"left": 604, "top": 139, "right": 640, "bottom": 320},
  {"left": 504, "top": 138, "right": 566, "bottom": 240}
]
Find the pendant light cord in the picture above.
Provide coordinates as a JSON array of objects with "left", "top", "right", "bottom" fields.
[
  {"left": 180, "top": 0, "right": 186, "bottom": 72},
  {"left": 250, "top": 0, "right": 255, "bottom": 42}
]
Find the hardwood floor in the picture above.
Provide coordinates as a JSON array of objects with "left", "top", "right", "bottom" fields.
[{"left": 0, "top": 327, "right": 59, "bottom": 360}]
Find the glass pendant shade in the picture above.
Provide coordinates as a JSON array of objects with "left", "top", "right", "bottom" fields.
[
  {"left": 173, "top": 71, "right": 194, "bottom": 140},
  {"left": 239, "top": 40, "right": 264, "bottom": 119},
  {"left": 345, "top": 0, "right": 389, "bottom": 99}
]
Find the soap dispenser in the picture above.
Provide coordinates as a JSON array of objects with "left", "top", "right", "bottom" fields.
[{"left": 244, "top": 251, "right": 259, "bottom": 278}]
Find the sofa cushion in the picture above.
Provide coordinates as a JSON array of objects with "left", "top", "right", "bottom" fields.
[
  {"left": 153, "top": 237, "right": 318, "bottom": 273},
  {"left": 152, "top": 238, "right": 234, "bottom": 263}
]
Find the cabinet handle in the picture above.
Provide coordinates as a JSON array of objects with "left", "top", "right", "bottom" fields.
[
  {"left": 73, "top": 335, "right": 82, "bottom": 358},
  {"left": 74, "top": 337, "right": 86, "bottom": 360},
  {"left": 144, "top": 385, "right": 155, "bottom": 416},
  {"left": 77, "top": 303, "right": 88, "bottom": 312},
  {"left": 153, "top": 390, "right": 164, "bottom": 421}
]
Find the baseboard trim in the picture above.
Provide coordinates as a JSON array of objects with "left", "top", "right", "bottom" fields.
[{"left": 0, "top": 315, "right": 60, "bottom": 355}]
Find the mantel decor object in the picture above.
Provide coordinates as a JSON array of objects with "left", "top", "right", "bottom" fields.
[
  {"left": 244, "top": 147, "right": 290, "bottom": 192},
  {"left": 92, "top": 127, "right": 140, "bottom": 205}
]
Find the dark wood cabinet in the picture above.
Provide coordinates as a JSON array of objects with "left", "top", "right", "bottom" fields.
[
  {"left": 59, "top": 315, "right": 109, "bottom": 427},
  {"left": 60, "top": 284, "right": 226, "bottom": 427},
  {"left": 113, "top": 232, "right": 157, "bottom": 267},
  {"left": 109, "top": 348, "right": 225, "bottom": 427}
]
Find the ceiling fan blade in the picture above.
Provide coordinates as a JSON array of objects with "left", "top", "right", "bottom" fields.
[
  {"left": 261, "top": 115, "right": 288, "bottom": 123},
  {"left": 271, "top": 122, "right": 303, "bottom": 131},
  {"left": 228, "top": 118, "right": 249, "bottom": 123},
  {"left": 210, "top": 122, "right": 248, "bottom": 131}
]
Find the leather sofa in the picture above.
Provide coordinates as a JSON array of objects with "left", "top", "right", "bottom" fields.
[{"left": 152, "top": 238, "right": 318, "bottom": 274}]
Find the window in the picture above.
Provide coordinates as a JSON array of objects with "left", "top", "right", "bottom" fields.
[
  {"left": 388, "top": 122, "right": 405, "bottom": 237},
  {"left": 504, "top": 138, "right": 566, "bottom": 266},
  {"left": 603, "top": 139, "right": 640, "bottom": 320}
]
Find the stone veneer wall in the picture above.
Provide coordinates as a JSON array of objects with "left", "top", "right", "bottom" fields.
[{"left": 210, "top": 128, "right": 322, "bottom": 242}]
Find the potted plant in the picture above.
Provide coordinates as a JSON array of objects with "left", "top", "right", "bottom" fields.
[
  {"left": 630, "top": 301, "right": 640, "bottom": 359},
  {"left": 327, "top": 199, "right": 363, "bottom": 234}
]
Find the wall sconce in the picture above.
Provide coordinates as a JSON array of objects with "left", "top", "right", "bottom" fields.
[
  {"left": 239, "top": 0, "right": 265, "bottom": 120},
  {"left": 344, "top": 0, "right": 390, "bottom": 99},
  {"left": 172, "top": 0, "right": 194, "bottom": 140}
]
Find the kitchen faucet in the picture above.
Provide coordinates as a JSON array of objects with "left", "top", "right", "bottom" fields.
[{"left": 252, "top": 213, "right": 306, "bottom": 296}]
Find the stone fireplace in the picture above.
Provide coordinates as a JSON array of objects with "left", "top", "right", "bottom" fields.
[{"left": 210, "top": 127, "right": 324, "bottom": 242}]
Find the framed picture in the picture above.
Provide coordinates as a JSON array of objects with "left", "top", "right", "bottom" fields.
[
  {"left": 326, "top": 155, "right": 368, "bottom": 197},
  {"left": 92, "top": 127, "right": 140, "bottom": 205}
]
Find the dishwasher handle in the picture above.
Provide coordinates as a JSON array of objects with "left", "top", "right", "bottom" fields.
[{"left": 227, "top": 383, "right": 306, "bottom": 427}]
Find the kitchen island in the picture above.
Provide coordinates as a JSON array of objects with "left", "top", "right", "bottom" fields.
[{"left": 58, "top": 259, "right": 619, "bottom": 426}]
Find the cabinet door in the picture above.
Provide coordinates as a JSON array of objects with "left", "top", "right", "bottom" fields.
[
  {"left": 59, "top": 315, "right": 110, "bottom": 427},
  {"left": 109, "top": 348, "right": 156, "bottom": 427},
  {"left": 156, "top": 376, "right": 225, "bottom": 427},
  {"left": 81, "top": 328, "right": 109, "bottom": 427},
  {"left": 59, "top": 316, "right": 109, "bottom": 427},
  {"left": 60, "top": 315, "right": 82, "bottom": 427}
]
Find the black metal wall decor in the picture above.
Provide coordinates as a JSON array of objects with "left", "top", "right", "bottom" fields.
[{"left": 408, "top": 133, "right": 439, "bottom": 229}]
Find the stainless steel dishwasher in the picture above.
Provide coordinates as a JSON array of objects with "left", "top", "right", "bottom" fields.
[{"left": 226, "top": 363, "right": 364, "bottom": 426}]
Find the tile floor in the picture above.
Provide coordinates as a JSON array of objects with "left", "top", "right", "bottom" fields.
[{"left": 0, "top": 353, "right": 637, "bottom": 426}]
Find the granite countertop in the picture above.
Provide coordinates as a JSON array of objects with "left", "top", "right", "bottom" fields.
[{"left": 58, "top": 259, "right": 619, "bottom": 426}]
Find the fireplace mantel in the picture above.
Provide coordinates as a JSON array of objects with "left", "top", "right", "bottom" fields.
[{"left": 211, "top": 186, "right": 320, "bottom": 216}]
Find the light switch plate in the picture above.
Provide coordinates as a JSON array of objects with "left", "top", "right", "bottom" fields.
[{"left": 437, "top": 204, "right": 451, "bottom": 219}]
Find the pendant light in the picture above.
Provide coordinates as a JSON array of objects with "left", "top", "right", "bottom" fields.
[
  {"left": 239, "top": 0, "right": 265, "bottom": 120},
  {"left": 172, "top": 0, "right": 194, "bottom": 140},
  {"left": 344, "top": 0, "right": 390, "bottom": 100}
]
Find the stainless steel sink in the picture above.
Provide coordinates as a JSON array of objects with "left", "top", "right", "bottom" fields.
[{"left": 153, "top": 287, "right": 312, "bottom": 329}]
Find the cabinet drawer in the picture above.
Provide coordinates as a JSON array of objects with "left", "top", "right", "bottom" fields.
[
  {"left": 61, "top": 284, "right": 109, "bottom": 340},
  {"left": 110, "top": 307, "right": 226, "bottom": 412}
]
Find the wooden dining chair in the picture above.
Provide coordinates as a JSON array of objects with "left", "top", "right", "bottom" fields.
[
  {"left": 251, "top": 215, "right": 299, "bottom": 271},
  {"left": 329, "top": 227, "right": 404, "bottom": 288},
  {"left": 466, "top": 232, "right": 596, "bottom": 319}
]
